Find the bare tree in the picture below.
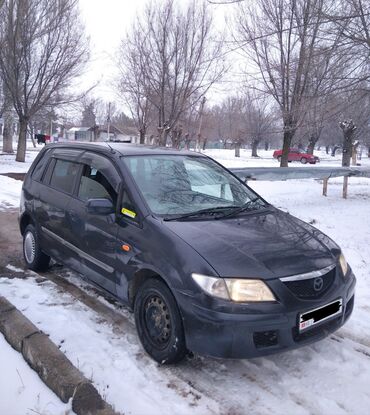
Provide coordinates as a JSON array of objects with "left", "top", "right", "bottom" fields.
[
  {"left": 234, "top": 0, "right": 347, "bottom": 166},
  {"left": 243, "top": 93, "right": 276, "bottom": 157},
  {"left": 0, "top": 0, "right": 89, "bottom": 161},
  {"left": 117, "top": 35, "right": 154, "bottom": 145},
  {"left": 1, "top": 84, "right": 15, "bottom": 153},
  {"left": 333, "top": 0, "right": 370, "bottom": 55},
  {"left": 339, "top": 119, "right": 357, "bottom": 166},
  {"left": 219, "top": 96, "right": 246, "bottom": 156},
  {"left": 117, "top": 0, "right": 225, "bottom": 147}
]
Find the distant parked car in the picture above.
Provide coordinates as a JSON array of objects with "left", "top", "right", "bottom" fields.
[{"left": 273, "top": 148, "right": 320, "bottom": 164}]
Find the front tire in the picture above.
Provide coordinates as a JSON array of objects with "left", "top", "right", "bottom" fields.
[
  {"left": 134, "top": 278, "right": 187, "bottom": 364},
  {"left": 301, "top": 157, "right": 308, "bottom": 164},
  {"left": 277, "top": 156, "right": 282, "bottom": 163},
  {"left": 23, "top": 224, "right": 50, "bottom": 271}
]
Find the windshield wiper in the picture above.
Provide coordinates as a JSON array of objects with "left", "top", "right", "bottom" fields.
[
  {"left": 163, "top": 205, "right": 241, "bottom": 221},
  {"left": 218, "top": 197, "right": 265, "bottom": 219}
]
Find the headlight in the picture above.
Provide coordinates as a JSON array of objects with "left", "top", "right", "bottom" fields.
[
  {"left": 191, "top": 274, "right": 276, "bottom": 302},
  {"left": 191, "top": 273, "right": 229, "bottom": 300},
  {"left": 339, "top": 253, "right": 348, "bottom": 277},
  {"left": 224, "top": 278, "right": 276, "bottom": 302}
]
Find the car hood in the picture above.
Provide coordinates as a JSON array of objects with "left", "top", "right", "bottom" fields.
[{"left": 164, "top": 208, "right": 339, "bottom": 279}]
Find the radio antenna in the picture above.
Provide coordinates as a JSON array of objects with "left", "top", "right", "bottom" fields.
[{"left": 104, "top": 140, "right": 115, "bottom": 153}]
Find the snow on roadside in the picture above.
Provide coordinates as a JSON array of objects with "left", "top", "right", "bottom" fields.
[
  {"left": 203, "top": 148, "right": 370, "bottom": 169},
  {"left": 0, "top": 333, "right": 73, "bottom": 415},
  {"left": 0, "top": 277, "right": 219, "bottom": 415},
  {"left": 0, "top": 146, "right": 41, "bottom": 174},
  {"left": 0, "top": 176, "right": 22, "bottom": 211},
  {"left": 0, "top": 148, "right": 370, "bottom": 414}
]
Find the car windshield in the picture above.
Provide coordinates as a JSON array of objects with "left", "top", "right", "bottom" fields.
[{"left": 122, "top": 154, "right": 266, "bottom": 218}]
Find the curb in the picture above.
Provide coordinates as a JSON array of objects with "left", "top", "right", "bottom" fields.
[{"left": 0, "top": 296, "right": 119, "bottom": 415}]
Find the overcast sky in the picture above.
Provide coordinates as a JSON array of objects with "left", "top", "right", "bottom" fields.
[
  {"left": 79, "top": 0, "right": 147, "bottom": 101},
  {"left": 78, "top": 0, "right": 235, "bottom": 107}
]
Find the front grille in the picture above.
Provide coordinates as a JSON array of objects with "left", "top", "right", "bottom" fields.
[
  {"left": 292, "top": 316, "right": 341, "bottom": 342},
  {"left": 253, "top": 330, "right": 278, "bottom": 348},
  {"left": 283, "top": 268, "right": 336, "bottom": 299}
]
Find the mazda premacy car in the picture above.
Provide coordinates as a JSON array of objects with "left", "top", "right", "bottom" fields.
[{"left": 19, "top": 143, "right": 356, "bottom": 363}]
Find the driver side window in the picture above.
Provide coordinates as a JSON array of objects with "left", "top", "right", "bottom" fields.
[{"left": 78, "top": 165, "right": 117, "bottom": 205}]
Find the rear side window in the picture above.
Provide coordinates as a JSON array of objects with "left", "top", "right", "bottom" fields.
[
  {"left": 49, "top": 159, "right": 80, "bottom": 194},
  {"left": 32, "top": 149, "right": 52, "bottom": 181}
]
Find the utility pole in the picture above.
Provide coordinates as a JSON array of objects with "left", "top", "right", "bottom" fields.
[{"left": 107, "top": 102, "right": 111, "bottom": 141}]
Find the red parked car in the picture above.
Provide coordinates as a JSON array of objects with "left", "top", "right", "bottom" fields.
[{"left": 273, "top": 148, "right": 320, "bottom": 164}]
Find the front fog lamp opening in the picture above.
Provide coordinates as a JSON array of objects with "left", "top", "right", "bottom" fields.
[{"left": 224, "top": 279, "right": 276, "bottom": 302}]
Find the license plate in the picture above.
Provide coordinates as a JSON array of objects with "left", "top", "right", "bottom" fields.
[{"left": 299, "top": 299, "right": 343, "bottom": 332}]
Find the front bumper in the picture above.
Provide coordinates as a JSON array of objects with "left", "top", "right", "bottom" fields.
[{"left": 176, "top": 271, "right": 356, "bottom": 359}]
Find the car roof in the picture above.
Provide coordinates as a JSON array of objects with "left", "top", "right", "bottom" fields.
[{"left": 47, "top": 142, "right": 204, "bottom": 157}]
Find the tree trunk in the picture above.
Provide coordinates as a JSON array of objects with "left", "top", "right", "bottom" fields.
[
  {"left": 264, "top": 141, "right": 269, "bottom": 151},
  {"left": 342, "top": 141, "right": 352, "bottom": 166},
  {"left": 184, "top": 134, "right": 191, "bottom": 150},
  {"left": 139, "top": 128, "right": 146, "bottom": 144},
  {"left": 16, "top": 118, "right": 28, "bottom": 162},
  {"left": 352, "top": 142, "right": 360, "bottom": 166},
  {"left": 331, "top": 145, "right": 340, "bottom": 157},
  {"left": 29, "top": 125, "right": 37, "bottom": 147},
  {"left": 307, "top": 138, "right": 316, "bottom": 155},
  {"left": 325, "top": 145, "right": 330, "bottom": 155},
  {"left": 2, "top": 111, "right": 14, "bottom": 153},
  {"left": 202, "top": 138, "right": 207, "bottom": 151},
  {"left": 280, "top": 129, "right": 294, "bottom": 167},
  {"left": 340, "top": 120, "right": 356, "bottom": 167},
  {"left": 194, "top": 135, "right": 200, "bottom": 152},
  {"left": 235, "top": 142, "right": 241, "bottom": 157},
  {"left": 158, "top": 128, "right": 169, "bottom": 147},
  {"left": 251, "top": 139, "right": 259, "bottom": 157}
]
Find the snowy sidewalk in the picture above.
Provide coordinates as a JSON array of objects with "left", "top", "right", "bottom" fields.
[{"left": 0, "top": 332, "right": 72, "bottom": 415}]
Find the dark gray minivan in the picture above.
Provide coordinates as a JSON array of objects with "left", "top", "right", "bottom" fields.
[{"left": 19, "top": 142, "right": 356, "bottom": 363}]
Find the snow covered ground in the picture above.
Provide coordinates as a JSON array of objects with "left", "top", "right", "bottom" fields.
[
  {"left": 0, "top": 332, "right": 72, "bottom": 415},
  {"left": 0, "top": 175, "right": 23, "bottom": 211},
  {"left": 0, "top": 143, "right": 41, "bottom": 174},
  {"left": 203, "top": 148, "right": 370, "bottom": 169},
  {"left": 1, "top": 147, "right": 370, "bottom": 414}
]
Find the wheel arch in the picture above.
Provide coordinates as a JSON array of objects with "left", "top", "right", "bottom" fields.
[
  {"left": 128, "top": 268, "right": 175, "bottom": 309},
  {"left": 19, "top": 212, "right": 35, "bottom": 235}
]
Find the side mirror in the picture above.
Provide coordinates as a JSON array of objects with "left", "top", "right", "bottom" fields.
[{"left": 86, "top": 198, "right": 114, "bottom": 215}]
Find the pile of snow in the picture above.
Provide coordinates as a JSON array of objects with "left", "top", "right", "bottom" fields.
[
  {"left": 0, "top": 176, "right": 22, "bottom": 211},
  {"left": 0, "top": 277, "right": 217, "bottom": 415},
  {"left": 0, "top": 333, "right": 72, "bottom": 415}
]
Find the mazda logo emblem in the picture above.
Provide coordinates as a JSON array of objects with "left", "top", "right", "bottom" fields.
[{"left": 313, "top": 277, "right": 324, "bottom": 292}]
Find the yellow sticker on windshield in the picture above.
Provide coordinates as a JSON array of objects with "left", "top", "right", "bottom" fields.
[{"left": 121, "top": 208, "right": 137, "bottom": 218}]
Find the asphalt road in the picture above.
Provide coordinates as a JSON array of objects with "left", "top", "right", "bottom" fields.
[{"left": 0, "top": 210, "right": 23, "bottom": 271}]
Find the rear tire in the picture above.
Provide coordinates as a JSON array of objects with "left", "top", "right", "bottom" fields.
[
  {"left": 301, "top": 157, "right": 308, "bottom": 164},
  {"left": 277, "top": 156, "right": 282, "bottom": 163},
  {"left": 134, "top": 278, "right": 187, "bottom": 364},
  {"left": 23, "top": 224, "right": 50, "bottom": 271}
]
